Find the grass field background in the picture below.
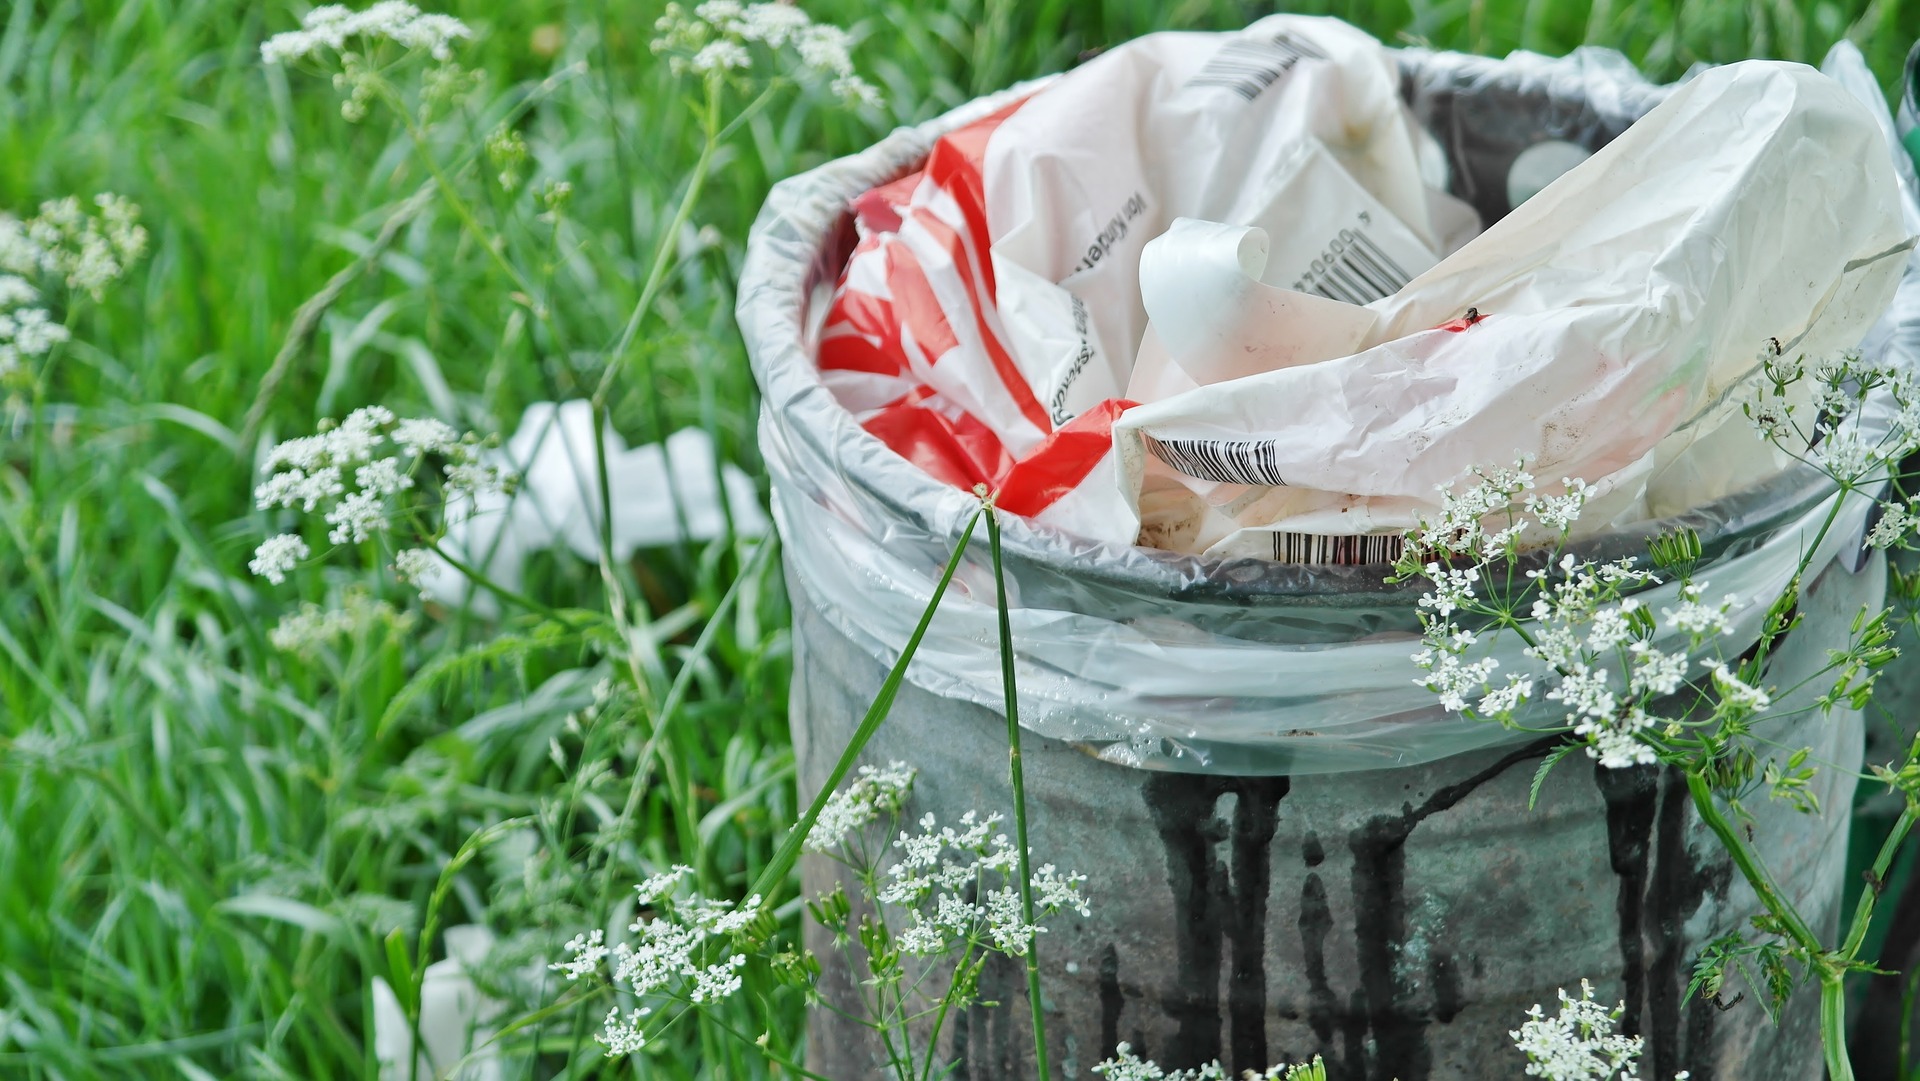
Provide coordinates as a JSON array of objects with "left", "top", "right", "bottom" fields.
[{"left": 5, "top": 0, "right": 1920, "bottom": 1078}]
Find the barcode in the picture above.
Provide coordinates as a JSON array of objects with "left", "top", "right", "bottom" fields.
[
  {"left": 1185, "top": 31, "right": 1326, "bottom": 102},
  {"left": 1148, "top": 436, "right": 1290, "bottom": 486},
  {"left": 1292, "top": 228, "right": 1411, "bottom": 304},
  {"left": 1272, "top": 532, "right": 1405, "bottom": 565}
]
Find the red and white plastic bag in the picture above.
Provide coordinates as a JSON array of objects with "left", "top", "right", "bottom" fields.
[{"left": 818, "top": 14, "right": 1910, "bottom": 561}]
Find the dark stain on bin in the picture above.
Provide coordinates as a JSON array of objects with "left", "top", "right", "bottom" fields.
[
  {"left": 1300, "top": 868, "right": 1338, "bottom": 1057},
  {"left": 1647, "top": 767, "right": 1730, "bottom": 1081},
  {"left": 1098, "top": 943, "right": 1123, "bottom": 1057},
  {"left": 953, "top": 951, "right": 1025, "bottom": 1080},
  {"left": 1142, "top": 773, "right": 1291, "bottom": 1073},
  {"left": 1345, "top": 739, "right": 1554, "bottom": 1081},
  {"left": 1596, "top": 761, "right": 1660, "bottom": 1036}
]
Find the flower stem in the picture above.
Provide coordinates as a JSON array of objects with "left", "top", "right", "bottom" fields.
[
  {"left": 1684, "top": 768, "right": 1856, "bottom": 1077},
  {"left": 984, "top": 501, "right": 1052, "bottom": 1079}
]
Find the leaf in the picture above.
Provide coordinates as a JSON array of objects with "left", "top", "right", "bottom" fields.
[
  {"left": 384, "top": 927, "right": 418, "bottom": 1016},
  {"left": 1529, "top": 743, "right": 1580, "bottom": 810},
  {"left": 215, "top": 893, "right": 346, "bottom": 940}
]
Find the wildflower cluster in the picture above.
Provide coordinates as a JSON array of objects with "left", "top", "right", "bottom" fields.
[
  {"left": 549, "top": 865, "right": 763, "bottom": 1056},
  {"left": 878, "top": 810, "right": 1089, "bottom": 957},
  {"left": 268, "top": 592, "right": 412, "bottom": 654},
  {"left": 1091, "top": 1043, "right": 1328, "bottom": 1080},
  {"left": 0, "top": 194, "right": 147, "bottom": 379},
  {"left": 804, "top": 761, "right": 917, "bottom": 851},
  {"left": 1511, "top": 980, "right": 1688, "bottom": 1081},
  {"left": 1401, "top": 462, "right": 1769, "bottom": 770},
  {"left": 260, "top": 2, "right": 475, "bottom": 120},
  {"left": 651, "top": 1, "right": 883, "bottom": 107},
  {"left": 1745, "top": 348, "right": 1920, "bottom": 490},
  {"left": 250, "top": 406, "right": 511, "bottom": 586},
  {"left": 260, "top": 2, "right": 471, "bottom": 63}
]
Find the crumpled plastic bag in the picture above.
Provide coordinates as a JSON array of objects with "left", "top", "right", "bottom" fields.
[
  {"left": 418, "top": 401, "right": 769, "bottom": 615},
  {"left": 818, "top": 14, "right": 1911, "bottom": 562},
  {"left": 372, "top": 925, "right": 504, "bottom": 1081}
]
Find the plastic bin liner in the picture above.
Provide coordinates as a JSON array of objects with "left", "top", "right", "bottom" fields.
[{"left": 739, "top": 37, "right": 1920, "bottom": 773}]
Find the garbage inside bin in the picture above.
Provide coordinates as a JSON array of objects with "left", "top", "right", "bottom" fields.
[{"left": 816, "top": 14, "right": 1911, "bottom": 563}]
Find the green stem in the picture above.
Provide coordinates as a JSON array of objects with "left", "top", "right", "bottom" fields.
[
  {"left": 1684, "top": 770, "right": 1823, "bottom": 954},
  {"left": 1842, "top": 801, "right": 1920, "bottom": 958},
  {"left": 419, "top": 536, "right": 583, "bottom": 626},
  {"left": 1824, "top": 974, "right": 1855, "bottom": 1081},
  {"left": 591, "top": 81, "right": 720, "bottom": 411},
  {"left": 1685, "top": 769, "right": 1852, "bottom": 1076},
  {"left": 984, "top": 502, "right": 1051, "bottom": 1079}
]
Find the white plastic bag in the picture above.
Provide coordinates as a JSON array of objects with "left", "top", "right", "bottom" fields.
[
  {"left": 1118, "top": 59, "right": 1911, "bottom": 559},
  {"left": 819, "top": 16, "right": 1909, "bottom": 562},
  {"left": 418, "top": 402, "right": 769, "bottom": 615}
]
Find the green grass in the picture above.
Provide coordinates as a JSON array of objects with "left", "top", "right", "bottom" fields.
[{"left": 3, "top": 0, "right": 1920, "bottom": 1078}]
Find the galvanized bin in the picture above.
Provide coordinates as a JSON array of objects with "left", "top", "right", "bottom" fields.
[{"left": 740, "top": 38, "right": 1920, "bottom": 1081}]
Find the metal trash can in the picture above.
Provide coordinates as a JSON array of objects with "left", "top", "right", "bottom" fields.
[{"left": 739, "top": 40, "right": 1920, "bottom": 1081}]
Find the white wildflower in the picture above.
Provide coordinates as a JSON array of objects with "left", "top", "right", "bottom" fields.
[
  {"left": 0, "top": 275, "right": 37, "bottom": 306},
  {"left": 1868, "top": 502, "right": 1918, "bottom": 550},
  {"left": 634, "top": 865, "right": 694, "bottom": 906},
  {"left": 1580, "top": 705, "right": 1659, "bottom": 767},
  {"left": 1547, "top": 664, "right": 1616, "bottom": 721},
  {"left": 1816, "top": 430, "right": 1877, "bottom": 481},
  {"left": 1523, "top": 623, "right": 1582, "bottom": 671},
  {"left": 392, "top": 547, "right": 435, "bottom": 590},
  {"left": 549, "top": 929, "right": 609, "bottom": 981},
  {"left": 261, "top": 1, "right": 472, "bottom": 64},
  {"left": 442, "top": 454, "right": 509, "bottom": 504},
  {"left": 326, "top": 405, "right": 393, "bottom": 463},
  {"left": 649, "top": 1, "right": 882, "bottom": 106},
  {"left": 598, "top": 1006, "right": 651, "bottom": 1055},
  {"left": 1627, "top": 643, "right": 1688, "bottom": 697},
  {"left": 325, "top": 489, "right": 386, "bottom": 545},
  {"left": 1418, "top": 563, "right": 1480, "bottom": 619},
  {"left": 1660, "top": 583, "right": 1735, "bottom": 638},
  {"left": 1704, "top": 662, "right": 1771, "bottom": 712},
  {"left": 690, "top": 39, "right": 751, "bottom": 72},
  {"left": 0, "top": 306, "right": 70, "bottom": 356},
  {"left": 1477, "top": 675, "right": 1534, "bottom": 716},
  {"left": 1524, "top": 479, "right": 1596, "bottom": 533},
  {"left": 1420, "top": 652, "right": 1500, "bottom": 713},
  {"left": 805, "top": 761, "right": 916, "bottom": 851},
  {"left": 1032, "top": 862, "right": 1090, "bottom": 918},
  {"left": 250, "top": 533, "right": 310, "bottom": 583},
  {"left": 830, "top": 73, "right": 883, "bottom": 109},
  {"left": 1091, "top": 1044, "right": 1316, "bottom": 1081},
  {"left": 878, "top": 809, "right": 1088, "bottom": 957},
  {"left": 1590, "top": 728, "right": 1658, "bottom": 770},
  {"left": 737, "top": 3, "right": 809, "bottom": 46},
  {"left": 792, "top": 23, "right": 853, "bottom": 74},
  {"left": 1512, "top": 979, "right": 1644, "bottom": 1080},
  {"left": 355, "top": 456, "right": 414, "bottom": 495},
  {"left": 253, "top": 410, "right": 512, "bottom": 574},
  {"left": 393, "top": 416, "right": 459, "bottom": 457},
  {"left": 1596, "top": 560, "right": 1659, "bottom": 586},
  {"left": 1746, "top": 390, "right": 1793, "bottom": 442},
  {"left": 1585, "top": 601, "right": 1640, "bottom": 652},
  {"left": 268, "top": 593, "right": 408, "bottom": 652}
]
